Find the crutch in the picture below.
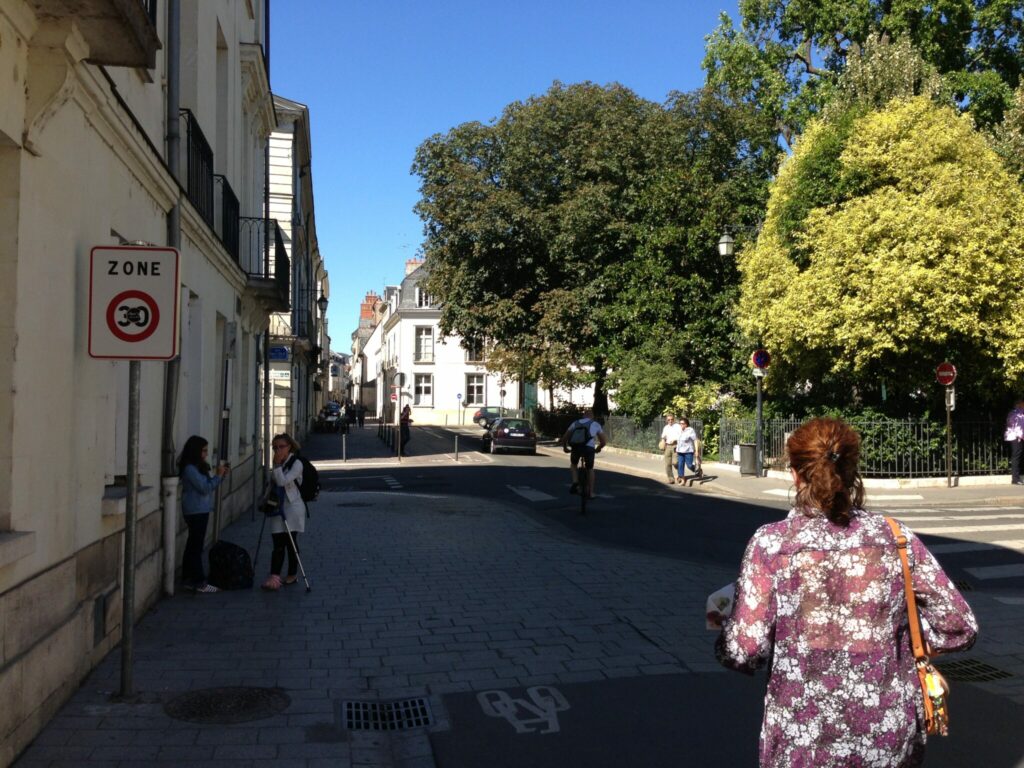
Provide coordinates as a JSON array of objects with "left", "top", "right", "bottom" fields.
[
  {"left": 279, "top": 513, "right": 312, "bottom": 592},
  {"left": 252, "top": 510, "right": 269, "bottom": 569}
]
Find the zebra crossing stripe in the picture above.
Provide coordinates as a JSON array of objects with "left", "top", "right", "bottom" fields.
[
  {"left": 892, "top": 513, "right": 1024, "bottom": 522},
  {"left": 964, "top": 564, "right": 1024, "bottom": 580},
  {"left": 507, "top": 485, "right": 556, "bottom": 502},
  {"left": 909, "top": 522, "right": 1024, "bottom": 535}
]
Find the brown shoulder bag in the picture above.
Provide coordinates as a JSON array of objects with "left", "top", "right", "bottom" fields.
[{"left": 885, "top": 517, "right": 950, "bottom": 736}]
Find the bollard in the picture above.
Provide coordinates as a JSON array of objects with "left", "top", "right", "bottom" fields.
[
  {"left": 454, "top": 434, "right": 459, "bottom": 462},
  {"left": 343, "top": 434, "right": 347, "bottom": 462}
]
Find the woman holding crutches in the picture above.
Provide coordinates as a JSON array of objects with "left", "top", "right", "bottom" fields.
[{"left": 261, "top": 433, "right": 307, "bottom": 590}]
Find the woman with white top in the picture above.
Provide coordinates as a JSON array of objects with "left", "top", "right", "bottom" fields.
[
  {"left": 261, "top": 433, "right": 306, "bottom": 591},
  {"left": 675, "top": 417, "right": 700, "bottom": 485}
]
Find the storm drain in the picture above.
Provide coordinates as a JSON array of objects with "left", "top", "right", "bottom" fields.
[
  {"left": 935, "top": 658, "right": 1013, "bottom": 682},
  {"left": 164, "top": 687, "right": 291, "bottom": 724},
  {"left": 343, "top": 698, "right": 433, "bottom": 731}
]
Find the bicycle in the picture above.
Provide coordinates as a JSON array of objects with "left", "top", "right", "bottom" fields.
[{"left": 564, "top": 444, "right": 601, "bottom": 516}]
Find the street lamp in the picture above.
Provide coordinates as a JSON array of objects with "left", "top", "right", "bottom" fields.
[
  {"left": 718, "top": 230, "right": 735, "bottom": 258},
  {"left": 317, "top": 295, "right": 328, "bottom": 314}
]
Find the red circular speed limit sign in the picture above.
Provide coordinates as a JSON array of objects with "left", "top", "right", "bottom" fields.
[
  {"left": 106, "top": 290, "right": 160, "bottom": 343},
  {"left": 935, "top": 361, "right": 957, "bottom": 386}
]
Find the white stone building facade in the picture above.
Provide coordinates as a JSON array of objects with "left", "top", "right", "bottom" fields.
[
  {"left": 0, "top": 1, "right": 312, "bottom": 762},
  {"left": 267, "top": 94, "right": 328, "bottom": 443}
]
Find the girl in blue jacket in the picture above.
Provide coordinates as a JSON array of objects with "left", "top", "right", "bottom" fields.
[{"left": 178, "top": 435, "right": 229, "bottom": 592}]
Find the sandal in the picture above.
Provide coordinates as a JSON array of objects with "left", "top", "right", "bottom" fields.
[{"left": 261, "top": 574, "right": 282, "bottom": 591}]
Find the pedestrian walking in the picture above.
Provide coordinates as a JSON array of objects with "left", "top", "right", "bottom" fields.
[
  {"left": 675, "top": 417, "right": 700, "bottom": 484},
  {"left": 1005, "top": 399, "right": 1024, "bottom": 485},
  {"left": 261, "top": 433, "right": 306, "bottom": 591},
  {"left": 659, "top": 413, "right": 681, "bottom": 483},
  {"left": 400, "top": 405, "right": 413, "bottom": 454},
  {"left": 357, "top": 402, "right": 366, "bottom": 428},
  {"left": 177, "top": 435, "right": 229, "bottom": 593},
  {"left": 711, "top": 417, "right": 977, "bottom": 767}
]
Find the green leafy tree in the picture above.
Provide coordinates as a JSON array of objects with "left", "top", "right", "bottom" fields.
[
  {"left": 738, "top": 96, "right": 1024, "bottom": 410},
  {"left": 992, "top": 84, "right": 1024, "bottom": 181},
  {"left": 704, "top": 0, "right": 1023, "bottom": 143},
  {"left": 413, "top": 83, "right": 777, "bottom": 418}
]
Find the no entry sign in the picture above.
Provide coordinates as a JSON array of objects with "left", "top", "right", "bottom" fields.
[
  {"left": 89, "top": 246, "right": 180, "bottom": 359},
  {"left": 935, "top": 361, "right": 957, "bottom": 386}
]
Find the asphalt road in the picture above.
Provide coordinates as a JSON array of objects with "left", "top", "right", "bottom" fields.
[{"left": 304, "top": 426, "right": 1024, "bottom": 767}]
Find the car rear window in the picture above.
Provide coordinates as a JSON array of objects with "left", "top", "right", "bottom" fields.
[{"left": 502, "top": 420, "right": 531, "bottom": 430}]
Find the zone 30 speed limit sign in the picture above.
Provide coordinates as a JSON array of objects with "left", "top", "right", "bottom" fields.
[{"left": 89, "top": 246, "right": 180, "bottom": 360}]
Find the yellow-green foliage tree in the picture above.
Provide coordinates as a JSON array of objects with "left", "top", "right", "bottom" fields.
[{"left": 738, "top": 96, "right": 1024, "bottom": 401}]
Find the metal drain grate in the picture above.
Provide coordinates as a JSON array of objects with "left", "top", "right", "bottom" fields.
[
  {"left": 344, "top": 698, "right": 432, "bottom": 731},
  {"left": 164, "top": 687, "right": 291, "bottom": 724},
  {"left": 935, "top": 658, "right": 1013, "bottom": 682}
]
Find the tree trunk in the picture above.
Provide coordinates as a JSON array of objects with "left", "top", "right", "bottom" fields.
[{"left": 593, "top": 359, "right": 609, "bottom": 418}]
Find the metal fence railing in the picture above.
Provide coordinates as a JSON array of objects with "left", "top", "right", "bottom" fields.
[
  {"left": 719, "top": 418, "right": 1010, "bottom": 478},
  {"left": 180, "top": 109, "right": 214, "bottom": 226},
  {"left": 601, "top": 415, "right": 704, "bottom": 454}
]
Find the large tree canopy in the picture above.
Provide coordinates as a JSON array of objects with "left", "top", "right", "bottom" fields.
[
  {"left": 704, "top": 0, "right": 1024, "bottom": 144},
  {"left": 412, "top": 82, "right": 775, "bottom": 419},
  {"left": 738, "top": 96, "right": 1024, "bottom": 407}
]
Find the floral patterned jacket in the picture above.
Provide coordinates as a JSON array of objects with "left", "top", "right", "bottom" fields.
[{"left": 716, "top": 508, "right": 977, "bottom": 768}]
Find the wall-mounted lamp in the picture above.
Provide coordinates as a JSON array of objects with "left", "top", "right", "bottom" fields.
[{"left": 317, "top": 295, "right": 328, "bottom": 314}]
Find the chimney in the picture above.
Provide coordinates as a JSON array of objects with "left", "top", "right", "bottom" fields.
[
  {"left": 405, "top": 258, "right": 424, "bottom": 276},
  {"left": 359, "top": 291, "right": 380, "bottom": 320}
]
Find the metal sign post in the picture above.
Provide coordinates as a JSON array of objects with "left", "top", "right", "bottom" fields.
[
  {"left": 936, "top": 362, "right": 958, "bottom": 489},
  {"left": 89, "top": 245, "right": 180, "bottom": 698},
  {"left": 751, "top": 350, "right": 771, "bottom": 478}
]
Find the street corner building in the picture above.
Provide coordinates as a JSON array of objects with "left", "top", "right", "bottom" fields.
[{"left": 0, "top": 2, "right": 329, "bottom": 764}]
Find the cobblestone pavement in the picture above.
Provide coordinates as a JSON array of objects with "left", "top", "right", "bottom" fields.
[{"left": 14, "top": 424, "right": 1024, "bottom": 766}]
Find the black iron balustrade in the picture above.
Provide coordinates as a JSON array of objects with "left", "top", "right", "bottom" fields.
[
  {"left": 213, "top": 175, "right": 240, "bottom": 262},
  {"left": 239, "top": 216, "right": 290, "bottom": 311},
  {"left": 273, "top": 223, "right": 290, "bottom": 307},
  {"left": 180, "top": 109, "right": 214, "bottom": 226},
  {"left": 719, "top": 417, "right": 1011, "bottom": 478}
]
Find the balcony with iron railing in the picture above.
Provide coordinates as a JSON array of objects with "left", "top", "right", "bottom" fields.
[
  {"left": 27, "top": 0, "right": 161, "bottom": 68},
  {"left": 240, "top": 216, "right": 289, "bottom": 312},
  {"left": 213, "top": 174, "right": 240, "bottom": 262},
  {"left": 180, "top": 110, "right": 214, "bottom": 227}
]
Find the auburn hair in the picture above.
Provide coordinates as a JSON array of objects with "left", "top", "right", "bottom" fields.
[{"left": 786, "top": 417, "right": 864, "bottom": 525}]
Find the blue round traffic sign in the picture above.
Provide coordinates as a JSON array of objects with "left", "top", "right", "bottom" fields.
[{"left": 751, "top": 349, "right": 771, "bottom": 369}]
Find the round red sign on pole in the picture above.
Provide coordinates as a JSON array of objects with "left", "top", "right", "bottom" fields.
[
  {"left": 751, "top": 349, "right": 771, "bottom": 369},
  {"left": 105, "top": 290, "right": 160, "bottom": 343},
  {"left": 935, "top": 362, "right": 957, "bottom": 386}
]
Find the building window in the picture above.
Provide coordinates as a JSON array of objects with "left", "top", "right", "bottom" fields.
[
  {"left": 414, "top": 374, "right": 433, "bottom": 406},
  {"left": 466, "top": 374, "right": 485, "bottom": 406},
  {"left": 416, "top": 287, "right": 433, "bottom": 308},
  {"left": 415, "top": 326, "right": 434, "bottom": 363},
  {"left": 465, "top": 339, "right": 484, "bottom": 363}
]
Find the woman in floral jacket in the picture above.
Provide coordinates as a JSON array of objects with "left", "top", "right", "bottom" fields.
[{"left": 714, "top": 417, "right": 977, "bottom": 767}]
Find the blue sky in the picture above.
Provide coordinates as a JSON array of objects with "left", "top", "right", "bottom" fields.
[{"left": 269, "top": 0, "right": 741, "bottom": 350}]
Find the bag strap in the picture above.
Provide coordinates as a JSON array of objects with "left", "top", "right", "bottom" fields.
[
  {"left": 884, "top": 517, "right": 928, "bottom": 662},
  {"left": 885, "top": 516, "right": 939, "bottom": 732}
]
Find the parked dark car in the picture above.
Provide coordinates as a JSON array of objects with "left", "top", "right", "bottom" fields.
[
  {"left": 481, "top": 417, "right": 537, "bottom": 454},
  {"left": 316, "top": 402, "right": 342, "bottom": 432},
  {"left": 472, "top": 406, "right": 503, "bottom": 427}
]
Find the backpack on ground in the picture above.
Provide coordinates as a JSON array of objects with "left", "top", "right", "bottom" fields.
[
  {"left": 207, "top": 539, "right": 254, "bottom": 590},
  {"left": 568, "top": 419, "right": 592, "bottom": 447},
  {"left": 286, "top": 454, "right": 320, "bottom": 502}
]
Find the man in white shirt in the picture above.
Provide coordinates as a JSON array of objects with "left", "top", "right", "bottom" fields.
[
  {"left": 660, "top": 414, "right": 682, "bottom": 483},
  {"left": 560, "top": 407, "right": 607, "bottom": 499}
]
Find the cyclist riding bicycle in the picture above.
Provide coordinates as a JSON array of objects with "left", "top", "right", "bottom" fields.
[{"left": 560, "top": 407, "right": 607, "bottom": 499}]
